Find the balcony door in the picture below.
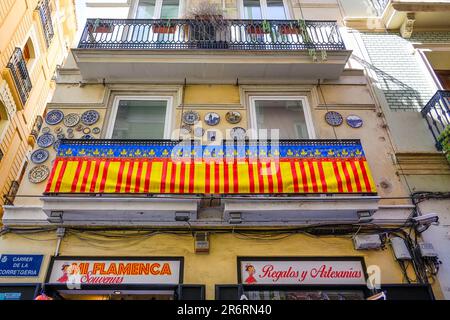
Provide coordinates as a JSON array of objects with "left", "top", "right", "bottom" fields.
[
  {"left": 129, "top": 0, "right": 182, "bottom": 44},
  {"left": 107, "top": 97, "right": 173, "bottom": 139},
  {"left": 133, "top": 0, "right": 181, "bottom": 19},
  {"left": 239, "top": 0, "right": 291, "bottom": 48},
  {"left": 241, "top": 0, "right": 289, "bottom": 19},
  {"left": 249, "top": 96, "right": 315, "bottom": 139}
]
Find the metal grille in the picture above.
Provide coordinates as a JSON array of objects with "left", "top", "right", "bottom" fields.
[
  {"left": 6, "top": 48, "right": 32, "bottom": 106},
  {"left": 38, "top": 0, "right": 54, "bottom": 47},
  {"left": 3, "top": 180, "right": 20, "bottom": 205},
  {"left": 370, "top": 0, "right": 390, "bottom": 16},
  {"left": 421, "top": 90, "right": 450, "bottom": 150},
  {"left": 78, "top": 19, "right": 346, "bottom": 51}
]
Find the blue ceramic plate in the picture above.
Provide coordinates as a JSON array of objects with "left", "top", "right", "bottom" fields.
[
  {"left": 37, "top": 133, "right": 55, "bottom": 148},
  {"left": 31, "top": 149, "right": 49, "bottom": 164},
  {"left": 45, "top": 110, "right": 64, "bottom": 125}
]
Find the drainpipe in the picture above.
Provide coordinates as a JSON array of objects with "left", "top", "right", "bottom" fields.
[{"left": 55, "top": 227, "right": 65, "bottom": 256}]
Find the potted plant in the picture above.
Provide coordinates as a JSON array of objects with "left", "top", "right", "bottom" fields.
[
  {"left": 87, "top": 19, "right": 113, "bottom": 33},
  {"left": 185, "top": 1, "right": 229, "bottom": 49},
  {"left": 153, "top": 20, "right": 177, "bottom": 34},
  {"left": 247, "top": 20, "right": 271, "bottom": 35},
  {"left": 438, "top": 124, "right": 450, "bottom": 164},
  {"left": 279, "top": 22, "right": 299, "bottom": 35}
]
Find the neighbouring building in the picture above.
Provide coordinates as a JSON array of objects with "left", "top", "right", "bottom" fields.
[
  {"left": 341, "top": 0, "right": 450, "bottom": 300},
  {"left": 0, "top": 0, "right": 448, "bottom": 300},
  {"left": 0, "top": 0, "right": 77, "bottom": 218}
]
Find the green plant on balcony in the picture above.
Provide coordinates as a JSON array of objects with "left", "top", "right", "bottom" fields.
[
  {"left": 298, "top": 19, "right": 327, "bottom": 62},
  {"left": 438, "top": 125, "right": 450, "bottom": 164},
  {"left": 185, "top": 0, "right": 228, "bottom": 49}
]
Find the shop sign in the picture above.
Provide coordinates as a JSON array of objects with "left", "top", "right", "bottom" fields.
[
  {"left": 239, "top": 258, "right": 366, "bottom": 285},
  {"left": 0, "top": 292, "right": 22, "bottom": 300},
  {"left": 0, "top": 254, "right": 43, "bottom": 277},
  {"left": 47, "top": 257, "right": 182, "bottom": 285}
]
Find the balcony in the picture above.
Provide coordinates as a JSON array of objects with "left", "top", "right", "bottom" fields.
[
  {"left": 37, "top": 138, "right": 377, "bottom": 224},
  {"left": 373, "top": 0, "right": 450, "bottom": 32},
  {"left": 421, "top": 90, "right": 450, "bottom": 151},
  {"left": 72, "top": 19, "right": 351, "bottom": 82},
  {"left": 3, "top": 181, "right": 20, "bottom": 206},
  {"left": 4, "top": 48, "right": 32, "bottom": 108},
  {"left": 37, "top": 0, "right": 54, "bottom": 48}
]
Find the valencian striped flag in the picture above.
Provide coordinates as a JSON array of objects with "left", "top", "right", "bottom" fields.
[{"left": 45, "top": 139, "right": 376, "bottom": 194}]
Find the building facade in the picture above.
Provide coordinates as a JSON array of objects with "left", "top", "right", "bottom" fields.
[
  {"left": 0, "top": 0, "right": 448, "bottom": 300},
  {"left": 0, "top": 0, "right": 77, "bottom": 217}
]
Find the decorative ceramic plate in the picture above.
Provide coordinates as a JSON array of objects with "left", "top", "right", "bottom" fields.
[
  {"left": 182, "top": 111, "right": 200, "bottom": 125},
  {"left": 324, "top": 111, "right": 343, "bottom": 126},
  {"left": 37, "top": 133, "right": 55, "bottom": 148},
  {"left": 194, "top": 127, "right": 205, "bottom": 137},
  {"left": 45, "top": 110, "right": 64, "bottom": 125},
  {"left": 28, "top": 165, "right": 50, "bottom": 184},
  {"left": 230, "top": 127, "right": 246, "bottom": 140},
  {"left": 207, "top": 130, "right": 217, "bottom": 142},
  {"left": 53, "top": 139, "right": 61, "bottom": 152},
  {"left": 92, "top": 127, "right": 101, "bottom": 134},
  {"left": 346, "top": 114, "right": 363, "bottom": 128},
  {"left": 75, "top": 124, "right": 84, "bottom": 132},
  {"left": 81, "top": 110, "right": 100, "bottom": 125},
  {"left": 180, "top": 125, "right": 192, "bottom": 135},
  {"left": 204, "top": 112, "right": 220, "bottom": 126},
  {"left": 225, "top": 111, "right": 242, "bottom": 124},
  {"left": 83, "top": 127, "right": 91, "bottom": 134},
  {"left": 81, "top": 134, "right": 94, "bottom": 139},
  {"left": 63, "top": 113, "right": 80, "bottom": 127},
  {"left": 41, "top": 127, "right": 50, "bottom": 134},
  {"left": 31, "top": 149, "right": 50, "bottom": 164}
]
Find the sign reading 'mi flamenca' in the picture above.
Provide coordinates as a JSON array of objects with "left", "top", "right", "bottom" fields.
[
  {"left": 47, "top": 258, "right": 182, "bottom": 285},
  {"left": 239, "top": 258, "right": 366, "bottom": 285}
]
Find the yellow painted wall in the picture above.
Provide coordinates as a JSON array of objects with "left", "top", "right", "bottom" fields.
[
  {"left": 0, "top": 0, "right": 77, "bottom": 216},
  {"left": 0, "top": 231, "right": 434, "bottom": 300}
]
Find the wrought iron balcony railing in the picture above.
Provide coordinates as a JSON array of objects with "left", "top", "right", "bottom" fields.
[
  {"left": 6, "top": 48, "right": 32, "bottom": 106},
  {"left": 421, "top": 90, "right": 450, "bottom": 150},
  {"left": 37, "top": 0, "right": 54, "bottom": 47},
  {"left": 78, "top": 19, "right": 346, "bottom": 51},
  {"left": 370, "top": 0, "right": 390, "bottom": 16},
  {"left": 44, "top": 139, "right": 376, "bottom": 195},
  {"left": 3, "top": 180, "right": 20, "bottom": 205}
]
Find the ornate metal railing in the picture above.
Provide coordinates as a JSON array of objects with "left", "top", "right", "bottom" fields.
[
  {"left": 421, "top": 90, "right": 450, "bottom": 150},
  {"left": 370, "top": 0, "right": 390, "bottom": 15},
  {"left": 3, "top": 180, "right": 20, "bottom": 205},
  {"left": 37, "top": 0, "right": 54, "bottom": 47},
  {"left": 78, "top": 19, "right": 346, "bottom": 51},
  {"left": 30, "top": 115, "right": 44, "bottom": 141},
  {"left": 6, "top": 48, "right": 32, "bottom": 106}
]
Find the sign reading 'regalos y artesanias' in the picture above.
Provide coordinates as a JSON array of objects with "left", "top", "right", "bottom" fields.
[
  {"left": 47, "top": 257, "right": 182, "bottom": 285},
  {"left": 239, "top": 258, "right": 366, "bottom": 285}
]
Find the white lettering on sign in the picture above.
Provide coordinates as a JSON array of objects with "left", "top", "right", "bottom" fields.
[
  {"left": 48, "top": 259, "right": 182, "bottom": 285},
  {"left": 240, "top": 259, "right": 366, "bottom": 285}
]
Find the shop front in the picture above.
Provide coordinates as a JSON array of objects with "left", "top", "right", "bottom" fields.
[
  {"left": 216, "top": 257, "right": 435, "bottom": 300},
  {"left": 42, "top": 256, "right": 204, "bottom": 300}
]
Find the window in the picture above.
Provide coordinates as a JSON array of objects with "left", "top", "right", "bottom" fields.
[
  {"left": 23, "top": 38, "right": 36, "bottom": 67},
  {"left": 241, "top": 0, "right": 288, "bottom": 19},
  {"left": 135, "top": 0, "right": 180, "bottom": 18},
  {"left": 108, "top": 97, "right": 172, "bottom": 139},
  {"left": 0, "top": 100, "right": 9, "bottom": 139},
  {"left": 249, "top": 97, "right": 315, "bottom": 139}
]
